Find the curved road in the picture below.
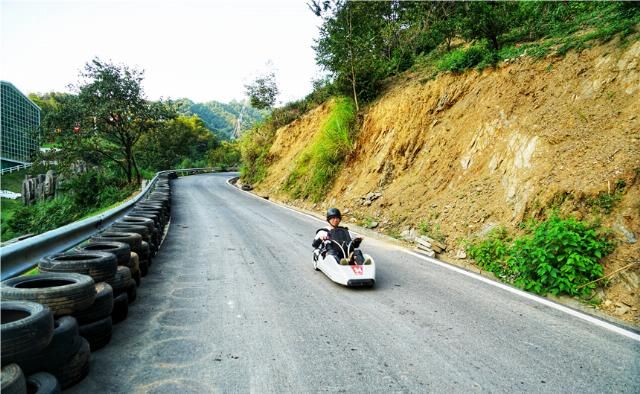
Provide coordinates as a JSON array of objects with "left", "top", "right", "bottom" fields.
[{"left": 69, "top": 173, "right": 639, "bottom": 393}]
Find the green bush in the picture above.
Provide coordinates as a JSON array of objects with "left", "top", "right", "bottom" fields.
[
  {"left": 438, "top": 44, "right": 497, "bottom": 73},
  {"left": 284, "top": 97, "right": 356, "bottom": 202},
  {"left": 467, "top": 215, "right": 614, "bottom": 298},
  {"left": 5, "top": 170, "right": 136, "bottom": 239},
  {"left": 466, "top": 227, "right": 512, "bottom": 278},
  {"left": 62, "top": 170, "right": 136, "bottom": 209},
  {"left": 7, "top": 196, "right": 85, "bottom": 236}
]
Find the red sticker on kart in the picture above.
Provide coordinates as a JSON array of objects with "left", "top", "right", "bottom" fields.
[{"left": 351, "top": 266, "right": 364, "bottom": 275}]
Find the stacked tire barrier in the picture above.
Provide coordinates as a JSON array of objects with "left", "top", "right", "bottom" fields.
[{"left": 0, "top": 171, "right": 175, "bottom": 392}]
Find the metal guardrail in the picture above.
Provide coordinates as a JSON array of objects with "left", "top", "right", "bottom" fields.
[{"left": 0, "top": 167, "right": 221, "bottom": 280}]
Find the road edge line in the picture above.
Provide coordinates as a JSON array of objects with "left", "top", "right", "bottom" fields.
[{"left": 225, "top": 176, "right": 640, "bottom": 342}]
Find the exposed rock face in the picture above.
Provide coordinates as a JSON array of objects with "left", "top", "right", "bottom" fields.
[{"left": 254, "top": 40, "right": 640, "bottom": 325}]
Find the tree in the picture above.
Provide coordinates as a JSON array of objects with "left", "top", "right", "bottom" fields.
[
  {"left": 245, "top": 72, "right": 279, "bottom": 110},
  {"left": 208, "top": 141, "right": 240, "bottom": 169},
  {"left": 48, "top": 58, "right": 175, "bottom": 183},
  {"left": 136, "top": 115, "right": 217, "bottom": 172},
  {"left": 461, "top": 1, "right": 520, "bottom": 50},
  {"left": 313, "top": 1, "right": 390, "bottom": 111}
]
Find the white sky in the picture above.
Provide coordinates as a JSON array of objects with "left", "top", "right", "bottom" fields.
[{"left": 1, "top": 0, "right": 323, "bottom": 105}]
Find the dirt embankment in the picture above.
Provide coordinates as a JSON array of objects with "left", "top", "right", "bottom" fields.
[{"left": 254, "top": 40, "right": 640, "bottom": 326}]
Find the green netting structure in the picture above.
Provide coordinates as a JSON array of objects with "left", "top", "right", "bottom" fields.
[{"left": 1, "top": 81, "right": 41, "bottom": 169}]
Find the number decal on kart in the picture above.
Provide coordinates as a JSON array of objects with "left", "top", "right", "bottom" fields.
[{"left": 351, "top": 266, "right": 364, "bottom": 275}]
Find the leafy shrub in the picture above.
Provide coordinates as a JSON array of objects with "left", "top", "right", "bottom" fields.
[
  {"left": 239, "top": 121, "right": 278, "bottom": 184},
  {"left": 418, "top": 220, "right": 445, "bottom": 243},
  {"left": 284, "top": 97, "right": 356, "bottom": 201},
  {"left": 437, "top": 44, "right": 497, "bottom": 73},
  {"left": 7, "top": 196, "right": 86, "bottom": 236},
  {"left": 6, "top": 170, "right": 136, "bottom": 238},
  {"left": 62, "top": 170, "right": 135, "bottom": 209},
  {"left": 467, "top": 215, "right": 614, "bottom": 297},
  {"left": 466, "top": 227, "right": 512, "bottom": 278}
]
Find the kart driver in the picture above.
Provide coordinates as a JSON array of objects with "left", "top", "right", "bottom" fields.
[{"left": 312, "top": 208, "right": 364, "bottom": 264}]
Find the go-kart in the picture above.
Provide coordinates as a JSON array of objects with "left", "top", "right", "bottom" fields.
[{"left": 313, "top": 238, "right": 375, "bottom": 287}]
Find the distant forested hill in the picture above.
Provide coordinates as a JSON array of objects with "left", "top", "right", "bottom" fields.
[{"left": 174, "top": 98, "right": 267, "bottom": 140}]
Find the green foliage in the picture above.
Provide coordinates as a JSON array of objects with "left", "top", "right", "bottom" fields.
[
  {"left": 466, "top": 226, "right": 512, "bottom": 278},
  {"left": 61, "top": 170, "right": 136, "bottom": 209},
  {"left": 418, "top": 220, "right": 445, "bottom": 243},
  {"left": 4, "top": 170, "right": 136, "bottom": 240},
  {"left": 284, "top": 97, "right": 355, "bottom": 202},
  {"left": 245, "top": 72, "right": 279, "bottom": 110},
  {"left": 467, "top": 215, "right": 614, "bottom": 298},
  {"left": 587, "top": 192, "right": 622, "bottom": 215},
  {"left": 174, "top": 99, "right": 267, "bottom": 140},
  {"left": 0, "top": 169, "right": 28, "bottom": 192},
  {"left": 239, "top": 121, "right": 278, "bottom": 184},
  {"left": 1, "top": 198, "right": 22, "bottom": 241},
  {"left": 460, "top": 2, "right": 521, "bottom": 50},
  {"left": 136, "top": 115, "right": 217, "bottom": 172},
  {"left": 438, "top": 44, "right": 497, "bottom": 72},
  {"left": 36, "top": 59, "right": 178, "bottom": 184},
  {"left": 310, "top": 1, "right": 639, "bottom": 105},
  {"left": 208, "top": 141, "right": 240, "bottom": 169},
  {"left": 7, "top": 196, "right": 85, "bottom": 236}
]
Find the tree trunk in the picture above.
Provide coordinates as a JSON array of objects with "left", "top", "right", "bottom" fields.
[
  {"left": 132, "top": 153, "right": 141, "bottom": 185},
  {"left": 347, "top": 6, "right": 360, "bottom": 112},
  {"left": 125, "top": 145, "right": 133, "bottom": 184},
  {"left": 490, "top": 35, "right": 499, "bottom": 51}
]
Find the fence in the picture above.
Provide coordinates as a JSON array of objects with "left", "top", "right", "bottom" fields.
[{"left": 0, "top": 162, "right": 33, "bottom": 175}]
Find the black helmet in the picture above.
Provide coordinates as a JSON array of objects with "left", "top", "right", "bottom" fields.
[{"left": 326, "top": 207, "right": 342, "bottom": 221}]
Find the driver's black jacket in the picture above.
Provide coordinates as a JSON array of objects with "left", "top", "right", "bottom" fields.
[{"left": 312, "top": 226, "right": 360, "bottom": 258}]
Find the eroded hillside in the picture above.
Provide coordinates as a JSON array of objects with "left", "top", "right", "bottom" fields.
[{"left": 254, "top": 40, "right": 640, "bottom": 325}]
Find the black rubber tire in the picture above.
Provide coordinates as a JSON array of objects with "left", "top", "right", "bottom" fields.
[
  {"left": 71, "top": 283, "right": 113, "bottom": 325},
  {"left": 121, "top": 215, "right": 156, "bottom": 230},
  {"left": 79, "top": 316, "right": 112, "bottom": 351},
  {"left": 139, "top": 258, "right": 149, "bottom": 277},
  {"left": 135, "top": 202, "right": 167, "bottom": 218},
  {"left": 1, "top": 301, "right": 54, "bottom": 366},
  {"left": 140, "top": 240, "right": 151, "bottom": 257},
  {"left": 108, "top": 266, "right": 132, "bottom": 295},
  {"left": 26, "top": 372, "right": 61, "bottom": 394},
  {"left": 111, "top": 293, "right": 128, "bottom": 324},
  {"left": 76, "top": 241, "right": 131, "bottom": 266},
  {"left": 130, "top": 208, "right": 166, "bottom": 227},
  {"left": 17, "top": 315, "right": 81, "bottom": 376},
  {"left": 149, "top": 194, "right": 170, "bottom": 207},
  {"left": 1, "top": 364, "right": 26, "bottom": 394},
  {"left": 110, "top": 224, "right": 156, "bottom": 255},
  {"left": 38, "top": 252, "right": 117, "bottom": 284},
  {"left": 91, "top": 231, "right": 143, "bottom": 254},
  {"left": 125, "top": 279, "right": 137, "bottom": 304},
  {"left": 119, "top": 216, "right": 159, "bottom": 249},
  {"left": 116, "top": 215, "right": 158, "bottom": 237},
  {"left": 132, "top": 268, "right": 141, "bottom": 287},
  {"left": 55, "top": 337, "right": 90, "bottom": 389},
  {"left": 110, "top": 223, "right": 150, "bottom": 240},
  {"left": 127, "top": 212, "right": 162, "bottom": 231},
  {"left": 1, "top": 273, "right": 96, "bottom": 317},
  {"left": 129, "top": 252, "right": 141, "bottom": 286}
]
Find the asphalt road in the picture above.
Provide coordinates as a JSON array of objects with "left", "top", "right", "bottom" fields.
[{"left": 68, "top": 172, "right": 640, "bottom": 393}]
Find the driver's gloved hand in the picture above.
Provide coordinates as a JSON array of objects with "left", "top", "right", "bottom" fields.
[{"left": 353, "top": 237, "right": 362, "bottom": 248}]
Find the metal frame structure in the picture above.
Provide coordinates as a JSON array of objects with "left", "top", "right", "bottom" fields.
[{"left": 1, "top": 81, "right": 41, "bottom": 169}]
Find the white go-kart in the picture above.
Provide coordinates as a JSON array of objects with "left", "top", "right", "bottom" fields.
[{"left": 313, "top": 238, "right": 376, "bottom": 287}]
